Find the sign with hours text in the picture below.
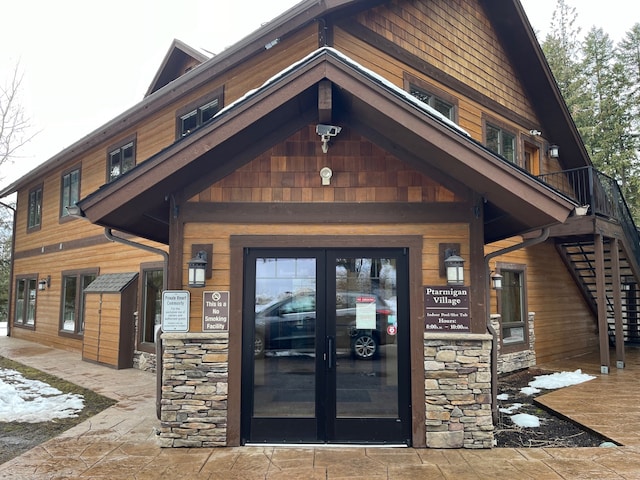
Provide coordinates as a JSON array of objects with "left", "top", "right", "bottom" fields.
[
  {"left": 424, "top": 286, "right": 470, "bottom": 332},
  {"left": 161, "top": 290, "right": 190, "bottom": 332},
  {"left": 203, "top": 291, "right": 230, "bottom": 331}
]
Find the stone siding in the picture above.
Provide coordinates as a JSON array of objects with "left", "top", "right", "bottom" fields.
[
  {"left": 157, "top": 333, "right": 229, "bottom": 447},
  {"left": 491, "top": 312, "right": 536, "bottom": 374},
  {"left": 424, "top": 333, "right": 493, "bottom": 449}
]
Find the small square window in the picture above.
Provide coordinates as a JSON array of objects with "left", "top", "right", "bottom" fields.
[
  {"left": 409, "top": 85, "right": 455, "bottom": 121},
  {"left": 486, "top": 123, "right": 516, "bottom": 163},
  {"left": 108, "top": 140, "right": 136, "bottom": 182},
  {"left": 176, "top": 89, "right": 223, "bottom": 139}
]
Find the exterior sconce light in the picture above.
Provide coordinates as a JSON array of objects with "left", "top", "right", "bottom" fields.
[
  {"left": 187, "top": 251, "right": 208, "bottom": 288},
  {"left": 491, "top": 271, "right": 503, "bottom": 290},
  {"left": 38, "top": 275, "right": 51, "bottom": 291},
  {"left": 444, "top": 251, "right": 465, "bottom": 286},
  {"left": 320, "top": 167, "right": 333, "bottom": 185},
  {"left": 548, "top": 144, "right": 560, "bottom": 159}
]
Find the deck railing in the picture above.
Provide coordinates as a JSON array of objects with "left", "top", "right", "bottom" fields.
[{"left": 537, "top": 166, "right": 640, "bottom": 270}]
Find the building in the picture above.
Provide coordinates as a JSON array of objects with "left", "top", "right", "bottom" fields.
[{"left": 1, "top": 0, "right": 637, "bottom": 449}]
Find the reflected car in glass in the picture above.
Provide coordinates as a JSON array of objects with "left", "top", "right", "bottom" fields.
[{"left": 254, "top": 293, "right": 396, "bottom": 359}]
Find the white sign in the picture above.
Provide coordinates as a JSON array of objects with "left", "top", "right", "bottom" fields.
[
  {"left": 162, "top": 290, "right": 190, "bottom": 332},
  {"left": 355, "top": 295, "right": 376, "bottom": 329}
]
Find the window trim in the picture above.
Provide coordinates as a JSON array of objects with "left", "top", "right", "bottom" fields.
[
  {"left": 175, "top": 86, "right": 224, "bottom": 139},
  {"left": 106, "top": 135, "right": 137, "bottom": 183},
  {"left": 27, "top": 183, "right": 43, "bottom": 233},
  {"left": 496, "top": 262, "right": 528, "bottom": 353},
  {"left": 13, "top": 274, "right": 38, "bottom": 330},
  {"left": 59, "top": 268, "right": 99, "bottom": 338},
  {"left": 137, "top": 262, "right": 164, "bottom": 353},
  {"left": 482, "top": 114, "right": 518, "bottom": 165},
  {"left": 403, "top": 72, "right": 458, "bottom": 123},
  {"left": 59, "top": 164, "right": 82, "bottom": 222}
]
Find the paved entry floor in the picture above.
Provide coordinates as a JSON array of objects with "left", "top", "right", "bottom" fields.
[{"left": 1, "top": 336, "right": 639, "bottom": 479}]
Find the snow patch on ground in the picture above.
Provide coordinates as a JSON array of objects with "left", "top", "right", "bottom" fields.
[{"left": 0, "top": 368, "right": 85, "bottom": 423}]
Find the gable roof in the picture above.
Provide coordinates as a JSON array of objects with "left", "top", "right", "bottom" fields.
[
  {"left": 145, "top": 39, "right": 212, "bottom": 97},
  {"left": 77, "top": 47, "right": 576, "bottom": 244},
  {"left": 0, "top": 0, "right": 590, "bottom": 199}
]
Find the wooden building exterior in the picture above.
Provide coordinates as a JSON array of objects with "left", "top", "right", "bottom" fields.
[{"left": 2, "top": 0, "right": 637, "bottom": 449}]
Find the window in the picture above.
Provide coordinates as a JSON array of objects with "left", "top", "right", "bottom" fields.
[
  {"left": 27, "top": 185, "right": 43, "bottom": 231},
  {"left": 60, "top": 271, "right": 97, "bottom": 335},
  {"left": 60, "top": 166, "right": 80, "bottom": 218},
  {"left": 14, "top": 277, "right": 37, "bottom": 327},
  {"left": 176, "top": 87, "right": 224, "bottom": 138},
  {"left": 498, "top": 265, "right": 527, "bottom": 349},
  {"left": 486, "top": 123, "right": 516, "bottom": 163},
  {"left": 140, "top": 267, "right": 163, "bottom": 349},
  {"left": 108, "top": 139, "right": 135, "bottom": 182},
  {"left": 409, "top": 85, "right": 456, "bottom": 121}
]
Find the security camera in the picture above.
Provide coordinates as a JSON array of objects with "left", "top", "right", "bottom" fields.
[{"left": 316, "top": 124, "right": 341, "bottom": 136}]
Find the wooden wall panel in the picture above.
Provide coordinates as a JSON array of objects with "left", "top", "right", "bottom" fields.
[
  {"left": 182, "top": 222, "right": 470, "bottom": 331},
  {"left": 192, "top": 126, "right": 462, "bottom": 204},
  {"left": 486, "top": 239, "right": 598, "bottom": 364},
  {"left": 355, "top": 0, "right": 534, "bottom": 118}
]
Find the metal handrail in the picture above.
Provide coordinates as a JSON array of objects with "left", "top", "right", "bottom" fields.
[{"left": 537, "top": 166, "right": 640, "bottom": 269}]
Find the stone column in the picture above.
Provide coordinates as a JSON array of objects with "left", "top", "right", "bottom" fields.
[
  {"left": 157, "top": 332, "right": 229, "bottom": 447},
  {"left": 424, "top": 332, "right": 493, "bottom": 449}
]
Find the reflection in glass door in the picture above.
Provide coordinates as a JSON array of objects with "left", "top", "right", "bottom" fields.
[{"left": 241, "top": 248, "right": 410, "bottom": 445}]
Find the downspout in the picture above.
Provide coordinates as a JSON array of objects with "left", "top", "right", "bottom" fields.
[
  {"left": 0, "top": 201, "right": 16, "bottom": 338},
  {"left": 104, "top": 228, "right": 168, "bottom": 420},
  {"left": 484, "top": 227, "right": 550, "bottom": 422}
]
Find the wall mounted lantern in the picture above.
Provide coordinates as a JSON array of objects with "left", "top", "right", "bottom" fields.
[
  {"left": 491, "top": 271, "right": 503, "bottom": 290},
  {"left": 38, "top": 275, "right": 51, "bottom": 291},
  {"left": 548, "top": 144, "right": 560, "bottom": 159},
  {"left": 444, "top": 251, "right": 465, "bottom": 286},
  {"left": 187, "top": 251, "right": 208, "bottom": 288}
]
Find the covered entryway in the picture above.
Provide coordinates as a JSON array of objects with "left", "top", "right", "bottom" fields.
[{"left": 241, "top": 248, "right": 411, "bottom": 445}]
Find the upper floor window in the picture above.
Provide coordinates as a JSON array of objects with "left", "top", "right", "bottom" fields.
[
  {"left": 176, "top": 87, "right": 224, "bottom": 138},
  {"left": 14, "top": 276, "right": 37, "bottom": 328},
  {"left": 409, "top": 85, "right": 456, "bottom": 121},
  {"left": 60, "top": 166, "right": 81, "bottom": 218},
  {"left": 27, "top": 184, "right": 43, "bottom": 231},
  {"left": 108, "top": 139, "right": 136, "bottom": 182},
  {"left": 485, "top": 122, "right": 516, "bottom": 163}
]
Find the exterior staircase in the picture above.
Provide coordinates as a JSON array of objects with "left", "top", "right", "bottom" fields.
[{"left": 538, "top": 167, "right": 640, "bottom": 345}]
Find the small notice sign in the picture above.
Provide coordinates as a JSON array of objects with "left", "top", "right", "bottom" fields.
[
  {"left": 203, "top": 291, "right": 230, "bottom": 331},
  {"left": 355, "top": 295, "right": 377, "bottom": 329},
  {"left": 424, "top": 286, "right": 470, "bottom": 332},
  {"left": 162, "top": 290, "right": 190, "bottom": 332}
]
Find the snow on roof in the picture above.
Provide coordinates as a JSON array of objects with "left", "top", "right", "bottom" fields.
[{"left": 212, "top": 46, "right": 470, "bottom": 137}]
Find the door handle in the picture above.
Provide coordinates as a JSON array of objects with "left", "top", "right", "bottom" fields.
[{"left": 327, "top": 336, "right": 334, "bottom": 369}]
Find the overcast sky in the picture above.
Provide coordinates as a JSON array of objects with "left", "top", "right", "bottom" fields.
[{"left": 1, "top": 0, "right": 638, "bottom": 189}]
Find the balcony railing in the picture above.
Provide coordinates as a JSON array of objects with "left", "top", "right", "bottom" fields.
[{"left": 538, "top": 166, "right": 640, "bottom": 269}]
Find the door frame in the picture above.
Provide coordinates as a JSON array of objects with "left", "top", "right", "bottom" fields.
[{"left": 227, "top": 235, "right": 425, "bottom": 446}]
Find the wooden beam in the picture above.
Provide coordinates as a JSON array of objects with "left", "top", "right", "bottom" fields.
[
  {"left": 318, "top": 80, "right": 332, "bottom": 123},
  {"left": 611, "top": 238, "right": 625, "bottom": 368},
  {"left": 594, "top": 234, "right": 610, "bottom": 373}
]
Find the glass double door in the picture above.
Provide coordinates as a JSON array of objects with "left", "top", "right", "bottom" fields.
[{"left": 241, "top": 248, "right": 411, "bottom": 445}]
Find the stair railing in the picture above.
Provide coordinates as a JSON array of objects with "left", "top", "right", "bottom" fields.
[{"left": 537, "top": 166, "right": 640, "bottom": 270}]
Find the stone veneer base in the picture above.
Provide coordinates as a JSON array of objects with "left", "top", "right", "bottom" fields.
[
  {"left": 158, "top": 332, "right": 229, "bottom": 448},
  {"left": 424, "top": 332, "right": 494, "bottom": 449}
]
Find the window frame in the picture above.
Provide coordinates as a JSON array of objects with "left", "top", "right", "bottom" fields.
[
  {"left": 59, "top": 269, "right": 99, "bottom": 338},
  {"left": 137, "top": 263, "right": 164, "bottom": 353},
  {"left": 496, "top": 262, "right": 528, "bottom": 353},
  {"left": 27, "top": 184, "right": 43, "bottom": 232},
  {"left": 175, "top": 86, "right": 224, "bottom": 139},
  {"left": 106, "top": 135, "right": 137, "bottom": 183},
  {"left": 483, "top": 115, "right": 517, "bottom": 164},
  {"left": 403, "top": 73, "right": 458, "bottom": 123},
  {"left": 59, "top": 164, "right": 81, "bottom": 221},
  {"left": 14, "top": 275, "right": 38, "bottom": 329}
]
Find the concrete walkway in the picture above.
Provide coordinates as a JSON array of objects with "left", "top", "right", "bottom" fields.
[{"left": 0, "top": 336, "right": 639, "bottom": 479}]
